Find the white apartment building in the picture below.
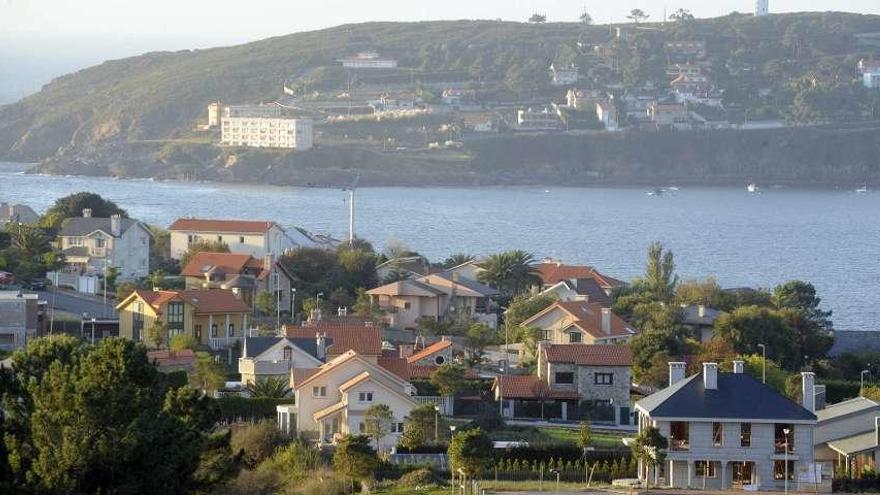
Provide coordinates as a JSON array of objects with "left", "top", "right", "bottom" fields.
[
  {"left": 219, "top": 104, "right": 313, "bottom": 150},
  {"left": 167, "top": 218, "right": 286, "bottom": 260}
]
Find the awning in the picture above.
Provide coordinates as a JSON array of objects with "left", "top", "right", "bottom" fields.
[{"left": 827, "top": 431, "right": 879, "bottom": 456}]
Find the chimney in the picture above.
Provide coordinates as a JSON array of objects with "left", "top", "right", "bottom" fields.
[
  {"left": 698, "top": 305, "right": 706, "bottom": 318},
  {"left": 110, "top": 214, "right": 121, "bottom": 237},
  {"left": 801, "top": 372, "right": 816, "bottom": 412},
  {"left": 703, "top": 362, "right": 718, "bottom": 390},
  {"left": 399, "top": 344, "right": 414, "bottom": 359},
  {"left": 337, "top": 307, "right": 348, "bottom": 317},
  {"left": 82, "top": 208, "right": 92, "bottom": 218},
  {"left": 601, "top": 307, "right": 612, "bottom": 335},
  {"left": 732, "top": 360, "right": 744, "bottom": 374},
  {"left": 316, "top": 332, "right": 327, "bottom": 360},
  {"left": 669, "top": 362, "right": 687, "bottom": 387}
]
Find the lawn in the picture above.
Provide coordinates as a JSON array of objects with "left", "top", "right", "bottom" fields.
[{"left": 488, "top": 425, "right": 628, "bottom": 449}]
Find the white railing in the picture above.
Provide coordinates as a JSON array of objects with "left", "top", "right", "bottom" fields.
[
  {"left": 208, "top": 336, "right": 243, "bottom": 350},
  {"left": 415, "top": 396, "right": 452, "bottom": 415}
]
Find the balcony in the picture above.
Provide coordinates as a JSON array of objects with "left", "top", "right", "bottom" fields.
[
  {"left": 669, "top": 439, "right": 690, "bottom": 451},
  {"left": 209, "top": 336, "right": 243, "bottom": 350}
]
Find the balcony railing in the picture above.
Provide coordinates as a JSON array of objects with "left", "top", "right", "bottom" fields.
[
  {"left": 209, "top": 336, "right": 243, "bottom": 350},
  {"left": 669, "top": 439, "right": 690, "bottom": 451}
]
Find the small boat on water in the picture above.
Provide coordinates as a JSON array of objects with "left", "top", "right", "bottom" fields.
[
  {"left": 856, "top": 183, "right": 868, "bottom": 193},
  {"left": 647, "top": 187, "right": 664, "bottom": 196},
  {"left": 747, "top": 183, "right": 759, "bottom": 193}
]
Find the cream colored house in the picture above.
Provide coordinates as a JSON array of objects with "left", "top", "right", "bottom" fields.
[
  {"left": 168, "top": 218, "right": 286, "bottom": 260},
  {"left": 521, "top": 301, "right": 636, "bottom": 345},
  {"left": 277, "top": 350, "right": 418, "bottom": 450},
  {"left": 367, "top": 272, "right": 498, "bottom": 330},
  {"left": 239, "top": 336, "right": 323, "bottom": 386},
  {"left": 116, "top": 289, "right": 250, "bottom": 350},
  {"left": 55, "top": 209, "right": 152, "bottom": 286}
]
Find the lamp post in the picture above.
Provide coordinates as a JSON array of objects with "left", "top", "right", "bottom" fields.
[
  {"left": 90, "top": 317, "right": 97, "bottom": 345},
  {"left": 783, "top": 427, "right": 790, "bottom": 495},
  {"left": 434, "top": 405, "right": 440, "bottom": 443},
  {"left": 757, "top": 343, "right": 766, "bottom": 384},
  {"left": 861, "top": 369, "right": 871, "bottom": 396},
  {"left": 290, "top": 288, "right": 297, "bottom": 322},
  {"left": 550, "top": 469, "right": 560, "bottom": 495}
]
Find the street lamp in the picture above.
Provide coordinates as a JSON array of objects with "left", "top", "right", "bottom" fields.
[
  {"left": 861, "top": 369, "right": 871, "bottom": 396},
  {"left": 434, "top": 405, "right": 440, "bottom": 444},
  {"left": 290, "top": 288, "right": 297, "bottom": 322},
  {"left": 315, "top": 292, "right": 324, "bottom": 319},
  {"left": 90, "top": 317, "right": 97, "bottom": 345},
  {"left": 782, "top": 427, "right": 790, "bottom": 495},
  {"left": 757, "top": 344, "right": 766, "bottom": 384},
  {"left": 549, "top": 469, "right": 561, "bottom": 495}
]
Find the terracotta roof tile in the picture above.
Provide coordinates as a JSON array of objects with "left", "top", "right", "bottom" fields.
[
  {"left": 526, "top": 301, "right": 635, "bottom": 340},
  {"left": 543, "top": 344, "right": 632, "bottom": 366},
  {"left": 536, "top": 263, "right": 625, "bottom": 289},
  {"left": 407, "top": 339, "right": 453, "bottom": 364},
  {"left": 493, "top": 375, "right": 580, "bottom": 400},
  {"left": 169, "top": 218, "right": 276, "bottom": 233},
  {"left": 285, "top": 325, "right": 382, "bottom": 356},
  {"left": 133, "top": 289, "right": 250, "bottom": 314},
  {"left": 181, "top": 252, "right": 257, "bottom": 278},
  {"left": 146, "top": 349, "right": 196, "bottom": 369},
  {"left": 378, "top": 356, "right": 412, "bottom": 380}
]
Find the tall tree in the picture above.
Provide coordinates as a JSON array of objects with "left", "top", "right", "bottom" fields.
[
  {"left": 627, "top": 9, "right": 650, "bottom": 24},
  {"left": 631, "top": 426, "right": 667, "bottom": 486},
  {"left": 40, "top": 192, "right": 127, "bottom": 230},
  {"left": 431, "top": 363, "right": 469, "bottom": 396},
  {"left": 528, "top": 13, "right": 547, "bottom": 23},
  {"left": 465, "top": 323, "right": 496, "bottom": 365},
  {"left": 772, "top": 280, "right": 832, "bottom": 330},
  {"left": 442, "top": 253, "right": 475, "bottom": 269},
  {"left": 332, "top": 435, "right": 378, "bottom": 490},
  {"left": 639, "top": 242, "right": 678, "bottom": 302},
  {"left": 668, "top": 8, "right": 694, "bottom": 22},
  {"left": 476, "top": 250, "right": 541, "bottom": 297},
  {"left": 713, "top": 306, "right": 799, "bottom": 368},
  {"left": 448, "top": 427, "right": 493, "bottom": 478}
]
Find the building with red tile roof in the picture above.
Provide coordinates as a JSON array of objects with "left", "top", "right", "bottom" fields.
[
  {"left": 521, "top": 301, "right": 637, "bottom": 345},
  {"left": 535, "top": 261, "right": 626, "bottom": 293},
  {"left": 168, "top": 218, "right": 286, "bottom": 261},
  {"left": 181, "top": 251, "right": 296, "bottom": 312},
  {"left": 284, "top": 324, "right": 383, "bottom": 358},
  {"left": 406, "top": 337, "right": 453, "bottom": 366}
]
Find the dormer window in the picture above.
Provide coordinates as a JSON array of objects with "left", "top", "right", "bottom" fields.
[
  {"left": 283, "top": 347, "right": 292, "bottom": 361},
  {"left": 568, "top": 331, "right": 582, "bottom": 343}
]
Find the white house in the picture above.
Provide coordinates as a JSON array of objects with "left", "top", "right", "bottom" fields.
[
  {"left": 239, "top": 336, "right": 324, "bottom": 386},
  {"left": 635, "top": 361, "right": 818, "bottom": 491},
  {"left": 55, "top": 209, "right": 152, "bottom": 288},
  {"left": 168, "top": 218, "right": 286, "bottom": 260},
  {"left": 520, "top": 301, "right": 637, "bottom": 345},
  {"left": 278, "top": 350, "right": 418, "bottom": 450}
]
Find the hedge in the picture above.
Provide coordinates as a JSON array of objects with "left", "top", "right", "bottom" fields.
[
  {"left": 820, "top": 380, "right": 861, "bottom": 404},
  {"left": 214, "top": 397, "right": 295, "bottom": 422},
  {"left": 497, "top": 445, "right": 629, "bottom": 463}
]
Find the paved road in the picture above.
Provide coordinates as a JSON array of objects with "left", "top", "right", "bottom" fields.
[{"left": 35, "top": 289, "right": 117, "bottom": 319}]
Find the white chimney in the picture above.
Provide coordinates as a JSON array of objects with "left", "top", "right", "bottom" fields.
[
  {"left": 669, "top": 362, "right": 687, "bottom": 387},
  {"left": 110, "top": 214, "right": 122, "bottom": 237},
  {"left": 698, "top": 305, "right": 706, "bottom": 318},
  {"left": 801, "top": 372, "right": 816, "bottom": 412},
  {"left": 703, "top": 362, "right": 718, "bottom": 390},
  {"left": 316, "top": 332, "right": 327, "bottom": 360},
  {"left": 82, "top": 208, "right": 92, "bottom": 218},
  {"left": 601, "top": 307, "right": 612, "bottom": 335},
  {"left": 732, "top": 360, "right": 744, "bottom": 374}
]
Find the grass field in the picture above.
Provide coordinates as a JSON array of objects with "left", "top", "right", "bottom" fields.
[{"left": 488, "top": 425, "right": 628, "bottom": 449}]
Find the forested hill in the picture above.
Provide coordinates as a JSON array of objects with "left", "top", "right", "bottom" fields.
[{"left": 1, "top": 13, "right": 880, "bottom": 175}]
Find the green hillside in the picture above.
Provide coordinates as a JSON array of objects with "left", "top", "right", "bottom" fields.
[{"left": 2, "top": 13, "right": 880, "bottom": 184}]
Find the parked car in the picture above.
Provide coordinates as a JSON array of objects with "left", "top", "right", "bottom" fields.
[{"left": 24, "top": 279, "right": 47, "bottom": 291}]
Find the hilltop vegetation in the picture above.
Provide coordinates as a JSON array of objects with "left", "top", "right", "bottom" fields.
[{"left": 2, "top": 14, "right": 880, "bottom": 185}]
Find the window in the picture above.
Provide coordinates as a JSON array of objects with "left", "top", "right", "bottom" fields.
[
  {"left": 568, "top": 332, "right": 582, "bottom": 343},
  {"left": 228, "top": 323, "right": 235, "bottom": 336},
  {"left": 211, "top": 324, "right": 218, "bottom": 337},
  {"left": 713, "top": 422, "right": 723, "bottom": 447},
  {"left": 313, "top": 386, "right": 327, "bottom": 397},
  {"left": 392, "top": 422, "right": 405, "bottom": 433},
  {"left": 358, "top": 392, "right": 374, "bottom": 403},
  {"left": 555, "top": 372, "right": 575, "bottom": 384},
  {"left": 187, "top": 234, "right": 195, "bottom": 244},
  {"left": 775, "top": 424, "right": 794, "bottom": 453},
  {"left": 132, "top": 302, "right": 144, "bottom": 340},
  {"left": 283, "top": 347, "right": 293, "bottom": 361},
  {"left": 403, "top": 302, "right": 411, "bottom": 310},
  {"left": 594, "top": 373, "right": 613, "bottom": 385},
  {"left": 435, "top": 355, "right": 445, "bottom": 365},
  {"left": 741, "top": 423, "right": 752, "bottom": 447},
  {"left": 95, "top": 237, "right": 105, "bottom": 248},
  {"left": 359, "top": 422, "right": 365, "bottom": 433},
  {"left": 541, "top": 329, "right": 551, "bottom": 341},
  {"left": 670, "top": 422, "right": 689, "bottom": 450},
  {"left": 773, "top": 460, "right": 794, "bottom": 481},
  {"left": 166, "top": 302, "right": 184, "bottom": 335},
  {"left": 695, "top": 461, "right": 716, "bottom": 478},
  {"left": 217, "top": 235, "right": 223, "bottom": 242},
  {"left": 239, "top": 236, "right": 245, "bottom": 244}
]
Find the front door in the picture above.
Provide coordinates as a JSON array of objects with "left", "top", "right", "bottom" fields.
[
  {"left": 732, "top": 461, "right": 754, "bottom": 487},
  {"left": 618, "top": 406, "right": 631, "bottom": 425}
]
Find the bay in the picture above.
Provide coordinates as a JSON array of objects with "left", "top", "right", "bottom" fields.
[{"left": 2, "top": 162, "right": 878, "bottom": 331}]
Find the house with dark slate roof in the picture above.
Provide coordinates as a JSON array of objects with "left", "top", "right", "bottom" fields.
[
  {"left": 239, "top": 336, "right": 324, "bottom": 385},
  {"left": 634, "top": 361, "right": 818, "bottom": 491}
]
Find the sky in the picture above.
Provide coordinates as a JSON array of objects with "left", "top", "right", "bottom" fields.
[{"left": 1, "top": 0, "right": 879, "bottom": 102}]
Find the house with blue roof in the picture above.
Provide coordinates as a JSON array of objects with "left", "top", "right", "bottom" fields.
[{"left": 634, "top": 360, "right": 818, "bottom": 491}]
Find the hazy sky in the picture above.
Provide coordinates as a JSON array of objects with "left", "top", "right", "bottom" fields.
[{"left": 1, "top": 0, "right": 879, "bottom": 103}]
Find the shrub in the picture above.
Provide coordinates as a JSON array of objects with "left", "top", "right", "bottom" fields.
[
  {"left": 261, "top": 440, "right": 322, "bottom": 486},
  {"left": 215, "top": 397, "right": 295, "bottom": 422},
  {"left": 397, "top": 468, "right": 441, "bottom": 488},
  {"left": 169, "top": 333, "right": 197, "bottom": 351},
  {"left": 299, "top": 470, "right": 349, "bottom": 495},
  {"left": 230, "top": 420, "right": 285, "bottom": 468},
  {"left": 224, "top": 468, "right": 280, "bottom": 495}
]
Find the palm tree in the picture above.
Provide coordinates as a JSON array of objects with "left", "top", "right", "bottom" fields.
[
  {"left": 442, "top": 253, "right": 475, "bottom": 269},
  {"left": 245, "top": 377, "right": 291, "bottom": 399},
  {"left": 476, "top": 250, "right": 541, "bottom": 297}
]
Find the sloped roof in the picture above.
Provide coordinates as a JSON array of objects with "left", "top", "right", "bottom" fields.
[
  {"left": 817, "top": 397, "right": 880, "bottom": 423},
  {"left": 523, "top": 301, "right": 636, "bottom": 340},
  {"left": 168, "top": 218, "right": 276, "bottom": 233},
  {"left": 428, "top": 272, "right": 499, "bottom": 297},
  {"left": 181, "top": 252, "right": 258, "bottom": 278},
  {"left": 62, "top": 246, "right": 90, "bottom": 258},
  {"left": 146, "top": 349, "right": 196, "bottom": 369},
  {"left": 407, "top": 339, "right": 453, "bottom": 364},
  {"left": 827, "top": 431, "right": 879, "bottom": 455},
  {"left": 493, "top": 375, "right": 580, "bottom": 400},
  {"left": 291, "top": 367, "right": 320, "bottom": 386},
  {"left": 544, "top": 344, "right": 632, "bottom": 366},
  {"left": 313, "top": 401, "right": 347, "bottom": 421},
  {"left": 636, "top": 372, "right": 816, "bottom": 422},
  {"left": 128, "top": 289, "right": 249, "bottom": 314},
  {"left": 367, "top": 279, "right": 446, "bottom": 297},
  {"left": 536, "top": 262, "right": 625, "bottom": 289},
  {"left": 60, "top": 217, "right": 140, "bottom": 237},
  {"left": 285, "top": 325, "right": 382, "bottom": 357}
]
